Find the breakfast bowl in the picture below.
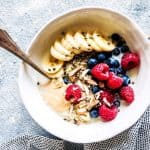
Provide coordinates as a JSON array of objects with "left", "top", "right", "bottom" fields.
[{"left": 18, "top": 7, "right": 150, "bottom": 143}]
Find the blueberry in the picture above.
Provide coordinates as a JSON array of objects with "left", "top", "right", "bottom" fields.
[
  {"left": 97, "top": 53, "right": 106, "bottom": 62},
  {"left": 113, "top": 100, "right": 120, "bottom": 107},
  {"left": 87, "top": 58, "right": 98, "bottom": 68},
  {"left": 91, "top": 86, "right": 100, "bottom": 94},
  {"left": 120, "top": 45, "right": 130, "bottom": 53},
  {"left": 117, "top": 67, "right": 126, "bottom": 74},
  {"left": 111, "top": 33, "right": 121, "bottom": 41},
  {"left": 122, "top": 75, "right": 131, "bottom": 86},
  {"left": 112, "top": 47, "right": 121, "bottom": 56},
  {"left": 87, "top": 69, "right": 91, "bottom": 75},
  {"left": 90, "top": 109, "right": 99, "bottom": 118},
  {"left": 63, "top": 76, "right": 70, "bottom": 84},
  {"left": 112, "top": 59, "right": 120, "bottom": 68},
  {"left": 105, "top": 52, "right": 112, "bottom": 58},
  {"left": 107, "top": 58, "right": 120, "bottom": 68},
  {"left": 109, "top": 68, "right": 116, "bottom": 73},
  {"left": 117, "top": 40, "right": 126, "bottom": 47},
  {"left": 104, "top": 59, "right": 109, "bottom": 66}
]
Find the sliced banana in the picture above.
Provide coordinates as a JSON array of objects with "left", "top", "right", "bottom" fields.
[
  {"left": 93, "top": 33, "right": 115, "bottom": 51},
  {"left": 61, "top": 38, "right": 72, "bottom": 52},
  {"left": 48, "top": 68, "right": 64, "bottom": 78},
  {"left": 50, "top": 46, "right": 73, "bottom": 61},
  {"left": 54, "top": 41, "right": 74, "bottom": 57},
  {"left": 42, "top": 53, "right": 63, "bottom": 74},
  {"left": 85, "top": 33, "right": 101, "bottom": 51},
  {"left": 74, "top": 32, "right": 92, "bottom": 52},
  {"left": 61, "top": 38, "right": 80, "bottom": 55},
  {"left": 50, "top": 32, "right": 116, "bottom": 61},
  {"left": 65, "top": 33, "right": 81, "bottom": 54}
]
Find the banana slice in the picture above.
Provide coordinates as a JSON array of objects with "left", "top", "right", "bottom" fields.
[
  {"left": 54, "top": 41, "right": 74, "bottom": 57},
  {"left": 42, "top": 53, "right": 63, "bottom": 74},
  {"left": 65, "top": 33, "right": 81, "bottom": 54},
  {"left": 61, "top": 38, "right": 79, "bottom": 55},
  {"left": 86, "top": 33, "right": 101, "bottom": 51},
  {"left": 74, "top": 32, "right": 92, "bottom": 52},
  {"left": 93, "top": 33, "right": 115, "bottom": 51},
  {"left": 50, "top": 32, "right": 116, "bottom": 62},
  {"left": 50, "top": 46, "right": 73, "bottom": 61},
  {"left": 48, "top": 68, "right": 64, "bottom": 78}
]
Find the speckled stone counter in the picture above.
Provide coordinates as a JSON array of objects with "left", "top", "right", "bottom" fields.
[{"left": 0, "top": 0, "right": 150, "bottom": 144}]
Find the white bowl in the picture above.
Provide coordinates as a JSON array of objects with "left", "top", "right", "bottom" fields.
[{"left": 18, "top": 7, "right": 150, "bottom": 143}]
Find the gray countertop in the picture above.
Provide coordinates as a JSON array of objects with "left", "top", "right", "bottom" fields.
[{"left": 0, "top": 0, "right": 150, "bottom": 144}]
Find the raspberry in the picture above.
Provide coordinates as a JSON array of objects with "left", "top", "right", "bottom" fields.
[
  {"left": 65, "top": 84, "right": 82, "bottom": 102},
  {"left": 99, "top": 104, "right": 118, "bottom": 121},
  {"left": 119, "top": 86, "right": 134, "bottom": 104},
  {"left": 100, "top": 90, "right": 115, "bottom": 103},
  {"left": 91, "top": 63, "right": 109, "bottom": 81},
  {"left": 107, "top": 72, "right": 123, "bottom": 89},
  {"left": 121, "top": 52, "right": 140, "bottom": 70}
]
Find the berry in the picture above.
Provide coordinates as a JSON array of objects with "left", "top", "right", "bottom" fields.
[
  {"left": 107, "top": 72, "right": 123, "bottom": 89},
  {"left": 99, "top": 104, "right": 118, "bottom": 121},
  {"left": 105, "top": 52, "right": 112, "bottom": 58},
  {"left": 109, "top": 68, "right": 116, "bottom": 73},
  {"left": 112, "top": 47, "right": 121, "bottom": 56},
  {"left": 117, "top": 67, "right": 126, "bottom": 75},
  {"left": 90, "top": 109, "right": 99, "bottom": 118},
  {"left": 91, "top": 63, "right": 109, "bottom": 81},
  {"left": 120, "top": 45, "right": 129, "bottom": 53},
  {"left": 63, "top": 76, "right": 70, "bottom": 84},
  {"left": 87, "top": 58, "right": 98, "bottom": 69},
  {"left": 107, "top": 58, "right": 120, "bottom": 68},
  {"left": 117, "top": 40, "right": 125, "bottom": 47},
  {"left": 91, "top": 86, "right": 100, "bottom": 94},
  {"left": 97, "top": 53, "right": 106, "bottom": 62},
  {"left": 111, "top": 33, "right": 121, "bottom": 41},
  {"left": 121, "top": 52, "right": 140, "bottom": 70},
  {"left": 100, "top": 90, "right": 115, "bottom": 103},
  {"left": 113, "top": 100, "right": 120, "bottom": 107},
  {"left": 104, "top": 59, "right": 110, "bottom": 66},
  {"left": 100, "top": 52, "right": 112, "bottom": 61},
  {"left": 122, "top": 75, "right": 131, "bottom": 86},
  {"left": 119, "top": 86, "right": 134, "bottom": 104},
  {"left": 87, "top": 69, "right": 91, "bottom": 75},
  {"left": 65, "top": 84, "right": 82, "bottom": 102}
]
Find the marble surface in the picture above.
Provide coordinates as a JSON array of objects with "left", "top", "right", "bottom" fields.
[{"left": 0, "top": 0, "right": 150, "bottom": 144}]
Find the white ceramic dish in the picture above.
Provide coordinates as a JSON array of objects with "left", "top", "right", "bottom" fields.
[{"left": 18, "top": 7, "right": 150, "bottom": 143}]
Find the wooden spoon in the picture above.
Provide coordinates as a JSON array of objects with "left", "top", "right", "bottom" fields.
[{"left": 0, "top": 28, "right": 51, "bottom": 80}]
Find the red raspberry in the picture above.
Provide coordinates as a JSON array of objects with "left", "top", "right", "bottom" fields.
[
  {"left": 119, "top": 86, "right": 134, "bottom": 104},
  {"left": 99, "top": 104, "right": 118, "bottom": 121},
  {"left": 107, "top": 72, "right": 123, "bottom": 89},
  {"left": 65, "top": 84, "right": 82, "bottom": 102},
  {"left": 91, "top": 63, "right": 109, "bottom": 81},
  {"left": 121, "top": 52, "right": 140, "bottom": 70},
  {"left": 100, "top": 90, "right": 115, "bottom": 103}
]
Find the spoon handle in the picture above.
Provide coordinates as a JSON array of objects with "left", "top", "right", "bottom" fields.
[{"left": 0, "top": 28, "right": 51, "bottom": 80}]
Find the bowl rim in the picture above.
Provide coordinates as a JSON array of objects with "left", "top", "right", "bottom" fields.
[{"left": 18, "top": 6, "right": 149, "bottom": 143}]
